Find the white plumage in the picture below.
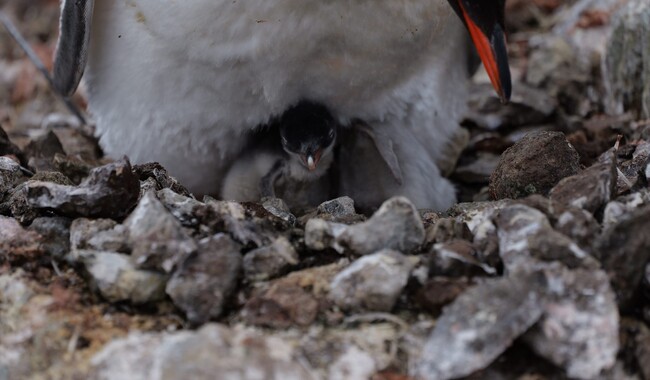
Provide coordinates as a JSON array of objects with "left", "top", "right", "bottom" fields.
[{"left": 77, "top": 0, "right": 472, "bottom": 210}]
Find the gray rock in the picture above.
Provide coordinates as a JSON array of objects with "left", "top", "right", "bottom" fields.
[
  {"left": 525, "top": 266, "right": 619, "bottom": 380},
  {"left": 496, "top": 205, "right": 599, "bottom": 271},
  {"left": 262, "top": 197, "right": 296, "bottom": 225},
  {"left": 317, "top": 196, "right": 356, "bottom": 218},
  {"left": 90, "top": 324, "right": 314, "bottom": 380},
  {"left": 329, "top": 250, "right": 414, "bottom": 312},
  {"left": 79, "top": 250, "right": 168, "bottom": 304},
  {"left": 23, "top": 130, "right": 65, "bottom": 172},
  {"left": 0, "top": 216, "right": 42, "bottom": 262},
  {"left": 549, "top": 159, "right": 617, "bottom": 213},
  {"left": 305, "top": 196, "right": 425, "bottom": 255},
  {"left": 243, "top": 237, "right": 299, "bottom": 282},
  {"left": 520, "top": 195, "right": 601, "bottom": 254},
  {"left": 156, "top": 188, "right": 202, "bottom": 226},
  {"left": 69, "top": 218, "right": 129, "bottom": 254},
  {"left": 166, "top": 234, "right": 242, "bottom": 324},
  {"left": 27, "top": 217, "right": 71, "bottom": 259},
  {"left": 243, "top": 283, "right": 320, "bottom": 328},
  {"left": 604, "top": 0, "right": 650, "bottom": 119},
  {"left": 0, "top": 157, "right": 23, "bottom": 200},
  {"left": 124, "top": 191, "right": 197, "bottom": 273},
  {"left": 489, "top": 131, "right": 581, "bottom": 200},
  {"left": 431, "top": 240, "right": 497, "bottom": 277},
  {"left": 412, "top": 272, "right": 548, "bottom": 380},
  {"left": 602, "top": 190, "right": 650, "bottom": 228},
  {"left": 595, "top": 204, "right": 650, "bottom": 306},
  {"left": 25, "top": 158, "right": 140, "bottom": 219}
]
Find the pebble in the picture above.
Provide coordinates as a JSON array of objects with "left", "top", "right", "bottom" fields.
[
  {"left": 329, "top": 250, "right": 414, "bottom": 312},
  {"left": 305, "top": 196, "right": 425, "bottom": 255},
  {"left": 166, "top": 234, "right": 242, "bottom": 324}
]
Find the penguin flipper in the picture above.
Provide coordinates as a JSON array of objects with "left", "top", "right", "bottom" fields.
[
  {"left": 356, "top": 123, "right": 404, "bottom": 186},
  {"left": 53, "top": 0, "right": 95, "bottom": 97}
]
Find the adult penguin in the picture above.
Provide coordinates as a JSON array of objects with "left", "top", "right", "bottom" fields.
[{"left": 53, "top": 0, "right": 510, "bottom": 210}]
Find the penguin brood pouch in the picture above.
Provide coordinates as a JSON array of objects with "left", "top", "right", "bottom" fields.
[{"left": 53, "top": 0, "right": 510, "bottom": 211}]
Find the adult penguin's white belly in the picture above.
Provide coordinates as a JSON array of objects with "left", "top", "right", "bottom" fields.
[{"left": 85, "top": 0, "right": 470, "bottom": 210}]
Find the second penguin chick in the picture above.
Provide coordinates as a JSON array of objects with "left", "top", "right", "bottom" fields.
[{"left": 221, "top": 101, "right": 338, "bottom": 206}]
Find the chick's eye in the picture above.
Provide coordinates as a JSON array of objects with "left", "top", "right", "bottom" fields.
[
  {"left": 328, "top": 130, "right": 335, "bottom": 139},
  {"left": 281, "top": 137, "right": 288, "bottom": 146}
]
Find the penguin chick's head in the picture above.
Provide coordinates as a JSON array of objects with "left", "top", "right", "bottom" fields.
[{"left": 279, "top": 101, "right": 337, "bottom": 172}]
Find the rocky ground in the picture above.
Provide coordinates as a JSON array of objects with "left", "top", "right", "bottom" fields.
[{"left": 1, "top": 0, "right": 650, "bottom": 379}]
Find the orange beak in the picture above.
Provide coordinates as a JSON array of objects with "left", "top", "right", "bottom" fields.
[{"left": 448, "top": 0, "right": 511, "bottom": 103}]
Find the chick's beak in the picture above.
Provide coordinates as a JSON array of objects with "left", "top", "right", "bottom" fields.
[
  {"left": 301, "top": 150, "right": 322, "bottom": 171},
  {"left": 448, "top": 0, "right": 512, "bottom": 103}
]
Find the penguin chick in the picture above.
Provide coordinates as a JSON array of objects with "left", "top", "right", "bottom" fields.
[{"left": 221, "top": 101, "right": 338, "bottom": 206}]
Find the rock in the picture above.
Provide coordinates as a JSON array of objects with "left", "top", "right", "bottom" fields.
[
  {"left": 243, "top": 283, "right": 319, "bottom": 328},
  {"left": 525, "top": 266, "right": 619, "bottom": 379},
  {"left": 595, "top": 204, "right": 650, "bottom": 306},
  {"left": 23, "top": 130, "right": 65, "bottom": 172},
  {"left": 430, "top": 240, "right": 497, "bottom": 277},
  {"left": 415, "top": 277, "right": 473, "bottom": 315},
  {"left": 52, "top": 153, "right": 94, "bottom": 184},
  {"left": 25, "top": 158, "right": 140, "bottom": 219},
  {"left": 27, "top": 217, "right": 71, "bottom": 259},
  {"left": 603, "top": 0, "right": 650, "bottom": 119},
  {"left": 0, "top": 126, "right": 27, "bottom": 166},
  {"left": 243, "top": 237, "right": 299, "bottom": 282},
  {"left": 79, "top": 250, "right": 168, "bottom": 304},
  {"left": 132, "top": 162, "right": 191, "bottom": 197},
  {"left": 495, "top": 204, "right": 599, "bottom": 271},
  {"left": 124, "top": 191, "right": 197, "bottom": 273},
  {"left": 425, "top": 217, "right": 473, "bottom": 245},
  {"left": 262, "top": 197, "right": 296, "bottom": 225},
  {"left": 90, "top": 324, "right": 314, "bottom": 380},
  {"left": 617, "top": 142, "right": 650, "bottom": 194},
  {"left": 412, "top": 272, "right": 548, "bottom": 380},
  {"left": 489, "top": 131, "right": 581, "bottom": 200},
  {"left": 305, "top": 197, "right": 425, "bottom": 255},
  {"left": 69, "top": 218, "right": 129, "bottom": 254},
  {"left": 603, "top": 190, "right": 650, "bottom": 228},
  {"left": 520, "top": 195, "right": 601, "bottom": 254},
  {"left": 549, "top": 159, "right": 617, "bottom": 213},
  {"left": 166, "top": 234, "right": 242, "bottom": 324},
  {"left": 0, "top": 157, "right": 24, "bottom": 200},
  {"left": 329, "top": 250, "right": 414, "bottom": 312},
  {"left": 156, "top": 188, "right": 202, "bottom": 227},
  {"left": 0, "top": 216, "right": 42, "bottom": 264}
]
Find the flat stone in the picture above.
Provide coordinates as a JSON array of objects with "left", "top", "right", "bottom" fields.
[
  {"left": 166, "top": 234, "right": 242, "bottom": 324},
  {"left": 124, "top": 191, "right": 197, "bottom": 273},
  {"left": 25, "top": 158, "right": 140, "bottom": 219},
  {"left": 525, "top": 266, "right": 619, "bottom": 379},
  {"left": 0, "top": 157, "right": 24, "bottom": 201},
  {"left": 412, "top": 272, "right": 548, "bottom": 380},
  {"left": 549, "top": 159, "right": 617, "bottom": 213},
  {"left": 0, "top": 216, "right": 43, "bottom": 264},
  {"left": 242, "top": 283, "right": 319, "bottom": 328},
  {"left": 489, "top": 131, "right": 580, "bottom": 200},
  {"left": 27, "top": 217, "right": 71, "bottom": 259},
  {"left": 156, "top": 188, "right": 202, "bottom": 227},
  {"left": 90, "top": 324, "right": 314, "bottom": 380},
  {"left": 495, "top": 204, "right": 599, "bottom": 271},
  {"left": 595, "top": 204, "right": 650, "bottom": 306},
  {"left": 243, "top": 237, "right": 299, "bottom": 282},
  {"left": 305, "top": 196, "right": 425, "bottom": 255},
  {"left": 329, "top": 250, "right": 414, "bottom": 312},
  {"left": 603, "top": 0, "right": 650, "bottom": 119},
  {"left": 69, "top": 218, "right": 129, "bottom": 254},
  {"left": 79, "top": 250, "right": 168, "bottom": 304}
]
